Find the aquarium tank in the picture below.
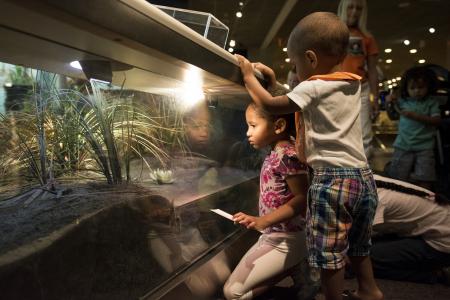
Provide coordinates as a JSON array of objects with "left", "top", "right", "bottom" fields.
[{"left": 0, "top": 1, "right": 266, "bottom": 299}]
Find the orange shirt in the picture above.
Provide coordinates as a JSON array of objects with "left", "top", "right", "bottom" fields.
[{"left": 342, "top": 28, "right": 379, "bottom": 81}]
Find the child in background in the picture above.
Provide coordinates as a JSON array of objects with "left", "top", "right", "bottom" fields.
[
  {"left": 387, "top": 66, "right": 441, "bottom": 189},
  {"left": 236, "top": 12, "right": 383, "bottom": 300},
  {"left": 223, "top": 103, "right": 310, "bottom": 299}
]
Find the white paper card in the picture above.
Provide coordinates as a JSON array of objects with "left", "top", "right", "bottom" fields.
[{"left": 210, "top": 209, "right": 234, "bottom": 221}]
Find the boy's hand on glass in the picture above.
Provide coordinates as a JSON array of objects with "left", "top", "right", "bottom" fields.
[
  {"left": 235, "top": 54, "right": 254, "bottom": 79},
  {"left": 253, "top": 62, "right": 277, "bottom": 90}
]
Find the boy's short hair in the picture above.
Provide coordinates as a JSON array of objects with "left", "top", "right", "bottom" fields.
[{"left": 287, "top": 12, "right": 349, "bottom": 63}]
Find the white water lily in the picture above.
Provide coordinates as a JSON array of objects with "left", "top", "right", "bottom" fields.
[{"left": 149, "top": 168, "right": 174, "bottom": 184}]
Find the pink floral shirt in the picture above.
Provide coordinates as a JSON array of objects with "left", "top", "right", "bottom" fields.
[{"left": 259, "top": 143, "right": 308, "bottom": 233}]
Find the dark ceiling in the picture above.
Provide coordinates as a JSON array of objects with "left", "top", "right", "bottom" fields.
[{"left": 150, "top": 0, "right": 450, "bottom": 85}]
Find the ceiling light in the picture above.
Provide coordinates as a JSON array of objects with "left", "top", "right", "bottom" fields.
[
  {"left": 378, "top": 83, "right": 383, "bottom": 87},
  {"left": 239, "top": 1, "right": 244, "bottom": 6},
  {"left": 393, "top": 83, "right": 398, "bottom": 87},
  {"left": 409, "top": 49, "right": 417, "bottom": 54},
  {"left": 388, "top": 84, "right": 393, "bottom": 89},
  {"left": 236, "top": 11, "right": 243, "bottom": 18},
  {"left": 229, "top": 39, "right": 236, "bottom": 47},
  {"left": 283, "top": 47, "right": 287, "bottom": 52},
  {"left": 228, "top": 47, "right": 234, "bottom": 52},
  {"left": 418, "top": 59, "right": 426, "bottom": 64},
  {"left": 392, "top": 79, "right": 397, "bottom": 82},
  {"left": 403, "top": 39, "right": 410, "bottom": 45},
  {"left": 396, "top": 76, "right": 401, "bottom": 80},
  {"left": 384, "top": 48, "right": 392, "bottom": 53},
  {"left": 388, "top": 80, "right": 392, "bottom": 84},
  {"left": 386, "top": 59, "right": 392, "bottom": 64},
  {"left": 285, "top": 58, "right": 290, "bottom": 63},
  {"left": 429, "top": 27, "right": 435, "bottom": 33}
]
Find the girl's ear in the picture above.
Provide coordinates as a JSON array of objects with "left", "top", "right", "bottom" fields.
[
  {"left": 274, "top": 118, "right": 287, "bottom": 134},
  {"left": 305, "top": 50, "right": 318, "bottom": 69}
]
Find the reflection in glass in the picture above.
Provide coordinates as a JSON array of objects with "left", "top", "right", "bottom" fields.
[{"left": 0, "top": 60, "right": 262, "bottom": 298}]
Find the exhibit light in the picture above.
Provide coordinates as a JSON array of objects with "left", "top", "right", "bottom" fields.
[
  {"left": 384, "top": 48, "right": 392, "bottom": 53},
  {"left": 403, "top": 39, "right": 410, "bottom": 45},
  {"left": 378, "top": 83, "right": 383, "bottom": 87},
  {"left": 179, "top": 66, "right": 205, "bottom": 110},
  {"left": 228, "top": 47, "right": 234, "bottom": 53},
  {"left": 236, "top": 11, "right": 242, "bottom": 18},
  {"left": 409, "top": 49, "right": 417, "bottom": 54},
  {"left": 393, "top": 83, "right": 398, "bottom": 87},
  {"left": 70, "top": 60, "right": 82, "bottom": 70},
  {"left": 285, "top": 58, "right": 290, "bottom": 63},
  {"left": 429, "top": 27, "right": 435, "bottom": 33},
  {"left": 392, "top": 78, "right": 397, "bottom": 82},
  {"left": 418, "top": 59, "right": 426, "bottom": 64},
  {"left": 239, "top": 2, "right": 244, "bottom": 6},
  {"left": 386, "top": 59, "right": 392, "bottom": 64},
  {"left": 229, "top": 39, "right": 236, "bottom": 47},
  {"left": 283, "top": 47, "right": 287, "bottom": 52},
  {"left": 388, "top": 80, "right": 392, "bottom": 84},
  {"left": 396, "top": 76, "right": 401, "bottom": 80},
  {"left": 388, "top": 84, "right": 393, "bottom": 89}
]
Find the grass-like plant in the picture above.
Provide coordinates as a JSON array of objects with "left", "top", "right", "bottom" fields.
[{"left": 0, "top": 71, "right": 188, "bottom": 190}]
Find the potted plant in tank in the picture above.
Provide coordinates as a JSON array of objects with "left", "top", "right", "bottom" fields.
[{"left": 4, "top": 65, "right": 34, "bottom": 111}]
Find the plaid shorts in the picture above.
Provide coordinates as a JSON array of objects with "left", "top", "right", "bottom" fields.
[{"left": 306, "top": 167, "right": 378, "bottom": 270}]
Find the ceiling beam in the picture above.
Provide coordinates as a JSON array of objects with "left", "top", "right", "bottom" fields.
[{"left": 260, "top": 0, "right": 298, "bottom": 49}]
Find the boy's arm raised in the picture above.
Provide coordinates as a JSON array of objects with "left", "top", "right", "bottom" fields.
[{"left": 236, "top": 55, "right": 298, "bottom": 114}]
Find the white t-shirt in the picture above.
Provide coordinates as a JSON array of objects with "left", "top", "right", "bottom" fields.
[
  {"left": 373, "top": 174, "right": 450, "bottom": 253},
  {"left": 287, "top": 79, "right": 367, "bottom": 168}
]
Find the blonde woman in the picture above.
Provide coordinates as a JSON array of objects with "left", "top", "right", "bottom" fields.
[{"left": 338, "top": 0, "right": 379, "bottom": 159}]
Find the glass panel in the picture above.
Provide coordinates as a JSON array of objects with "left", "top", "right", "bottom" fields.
[{"left": 0, "top": 59, "right": 260, "bottom": 298}]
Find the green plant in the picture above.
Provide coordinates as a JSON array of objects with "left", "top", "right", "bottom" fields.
[
  {"left": 0, "top": 70, "right": 189, "bottom": 188},
  {"left": 6, "top": 66, "right": 34, "bottom": 86}
]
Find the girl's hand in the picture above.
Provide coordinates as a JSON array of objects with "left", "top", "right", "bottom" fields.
[
  {"left": 233, "top": 212, "right": 268, "bottom": 231},
  {"left": 235, "top": 54, "right": 255, "bottom": 78}
]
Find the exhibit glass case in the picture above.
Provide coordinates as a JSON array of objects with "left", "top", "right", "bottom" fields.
[
  {"left": 0, "top": 1, "right": 266, "bottom": 299},
  {"left": 155, "top": 5, "right": 229, "bottom": 48}
]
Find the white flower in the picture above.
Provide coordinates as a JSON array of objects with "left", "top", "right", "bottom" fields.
[{"left": 149, "top": 168, "right": 174, "bottom": 184}]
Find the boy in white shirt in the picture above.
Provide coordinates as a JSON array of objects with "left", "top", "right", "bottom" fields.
[{"left": 236, "top": 12, "right": 383, "bottom": 300}]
